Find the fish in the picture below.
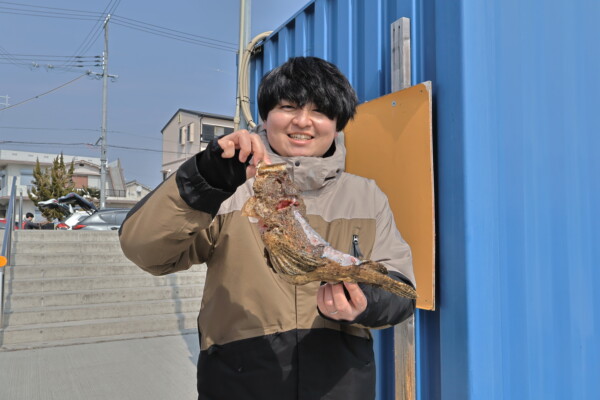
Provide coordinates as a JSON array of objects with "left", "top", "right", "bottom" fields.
[{"left": 242, "top": 162, "right": 417, "bottom": 300}]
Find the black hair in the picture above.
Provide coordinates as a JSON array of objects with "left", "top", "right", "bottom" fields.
[
  {"left": 26, "top": 212, "right": 34, "bottom": 218},
  {"left": 257, "top": 57, "right": 358, "bottom": 132}
]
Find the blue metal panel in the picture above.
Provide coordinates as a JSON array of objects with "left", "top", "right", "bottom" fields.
[
  {"left": 251, "top": 0, "right": 600, "bottom": 399},
  {"left": 459, "top": 1, "right": 600, "bottom": 399}
]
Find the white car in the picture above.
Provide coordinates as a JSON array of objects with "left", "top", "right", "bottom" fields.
[{"left": 38, "top": 193, "right": 98, "bottom": 230}]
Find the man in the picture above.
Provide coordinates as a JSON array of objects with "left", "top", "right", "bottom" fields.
[
  {"left": 23, "top": 212, "right": 47, "bottom": 229},
  {"left": 120, "top": 57, "right": 415, "bottom": 399}
]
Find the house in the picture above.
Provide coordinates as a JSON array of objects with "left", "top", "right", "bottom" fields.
[
  {"left": 161, "top": 109, "right": 234, "bottom": 180},
  {"left": 0, "top": 150, "right": 147, "bottom": 217},
  {"left": 125, "top": 180, "right": 152, "bottom": 201}
]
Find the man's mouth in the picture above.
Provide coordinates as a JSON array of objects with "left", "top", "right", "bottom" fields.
[{"left": 288, "top": 134, "right": 312, "bottom": 140}]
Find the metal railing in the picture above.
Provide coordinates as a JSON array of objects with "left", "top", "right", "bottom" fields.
[
  {"left": 0, "top": 177, "right": 18, "bottom": 326},
  {"left": 106, "top": 189, "right": 126, "bottom": 197}
]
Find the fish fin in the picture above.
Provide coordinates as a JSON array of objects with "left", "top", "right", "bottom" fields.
[{"left": 242, "top": 197, "right": 257, "bottom": 217}]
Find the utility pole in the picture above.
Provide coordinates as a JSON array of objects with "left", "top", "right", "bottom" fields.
[
  {"left": 90, "top": 16, "right": 117, "bottom": 209},
  {"left": 0, "top": 95, "right": 9, "bottom": 108},
  {"left": 99, "top": 14, "right": 111, "bottom": 209}
]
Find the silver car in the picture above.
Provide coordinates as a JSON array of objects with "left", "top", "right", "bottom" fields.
[{"left": 72, "top": 208, "right": 129, "bottom": 231}]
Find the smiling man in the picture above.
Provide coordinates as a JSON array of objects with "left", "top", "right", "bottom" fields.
[{"left": 119, "top": 57, "right": 416, "bottom": 400}]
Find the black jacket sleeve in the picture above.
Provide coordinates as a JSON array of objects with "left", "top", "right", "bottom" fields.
[
  {"left": 318, "top": 271, "right": 416, "bottom": 328},
  {"left": 175, "top": 138, "right": 248, "bottom": 217}
]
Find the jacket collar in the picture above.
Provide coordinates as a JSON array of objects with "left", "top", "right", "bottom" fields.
[{"left": 256, "top": 125, "right": 346, "bottom": 192}]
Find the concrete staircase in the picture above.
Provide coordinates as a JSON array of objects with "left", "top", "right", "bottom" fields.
[{"left": 0, "top": 230, "right": 205, "bottom": 350}]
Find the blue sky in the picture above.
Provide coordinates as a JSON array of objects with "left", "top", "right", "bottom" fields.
[{"left": 0, "top": 0, "right": 308, "bottom": 188}]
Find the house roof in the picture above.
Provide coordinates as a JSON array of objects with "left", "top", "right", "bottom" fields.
[
  {"left": 125, "top": 180, "right": 153, "bottom": 191},
  {"left": 161, "top": 109, "right": 234, "bottom": 133}
]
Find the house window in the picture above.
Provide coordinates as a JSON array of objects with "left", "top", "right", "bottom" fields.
[
  {"left": 179, "top": 126, "right": 187, "bottom": 145},
  {"left": 201, "top": 124, "right": 215, "bottom": 142},
  {"left": 20, "top": 169, "right": 34, "bottom": 188},
  {"left": 201, "top": 124, "right": 233, "bottom": 143}
]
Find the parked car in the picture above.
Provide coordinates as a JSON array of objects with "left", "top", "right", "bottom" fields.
[
  {"left": 0, "top": 218, "right": 19, "bottom": 230},
  {"left": 72, "top": 208, "right": 129, "bottom": 231},
  {"left": 38, "top": 193, "right": 98, "bottom": 230}
]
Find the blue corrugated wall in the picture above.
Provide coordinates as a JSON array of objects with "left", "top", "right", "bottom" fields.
[{"left": 250, "top": 0, "right": 600, "bottom": 399}]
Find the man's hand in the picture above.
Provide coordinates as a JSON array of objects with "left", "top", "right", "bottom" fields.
[
  {"left": 317, "top": 282, "right": 367, "bottom": 321},
  {"left": 217, "top": 130, "right": 271, "bottom": 178}
]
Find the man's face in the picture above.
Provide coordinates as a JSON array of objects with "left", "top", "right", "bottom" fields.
[{"left": 264, "top": 101, "right": 337, "bottom": 157}]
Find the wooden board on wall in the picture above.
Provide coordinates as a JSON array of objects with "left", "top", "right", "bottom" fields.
[{"left": 345, "top": 82, "right": 435, "bottom": 310}]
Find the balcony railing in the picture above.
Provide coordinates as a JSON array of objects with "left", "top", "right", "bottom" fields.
[{"left": 106, "top": 189, "right": 126, "bottom": 198}]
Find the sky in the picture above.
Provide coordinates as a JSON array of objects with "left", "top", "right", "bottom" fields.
[{"left": 0, "top": 0, "right": 308, "bottom": 188}]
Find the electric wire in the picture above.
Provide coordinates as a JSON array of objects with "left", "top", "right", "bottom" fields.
[
  {"left": 109, "top": 20, "right": 237, "bottom": 52},
  {"left": 0, "top": 1, "right": 101, "bottom": 15},
  {"left": 111, "top": 15, "right": 236, "bottom": 47},
  {"left": 0, "top": 2, "right": 236, "bottom": 55},
  {"left": 0, "top": 141, "right": 191, "bottom": 155},
  {"left": 0, "top": 44, "right": 29, "bottom": 69},
  {"left": 0, "top": 125, "right": 189, "bottom": 145},
  {"left": 0, "top": 73, "right": 88, "bottom": 112},
  {"left": 63, "top": 0, "right": 121, "bottom": 69}
]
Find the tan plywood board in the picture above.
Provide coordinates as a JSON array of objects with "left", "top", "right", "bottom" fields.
[{"left": 345, "top": 82, "right": 435, "bottom": 310}]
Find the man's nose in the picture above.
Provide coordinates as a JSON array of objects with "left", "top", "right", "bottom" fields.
[{"left": 292, "top": 108, "right": 312, "bottom": 127}]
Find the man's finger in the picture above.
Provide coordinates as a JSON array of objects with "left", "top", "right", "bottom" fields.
[
  {"left": 237, "top": 132, "right": 252, "bottom": 163},
  {"left": 248, "top": 135, "right": 270, "bottom": 166},
  {"left": 343, "top": 282, "right": 367, "bottom": 312},
  {"left": 330, "top": 283, "right": 351, "bottom": 312},
  {"left": 322, "top": 283, "right": 337, "bottom": 312},
  {"left": 219, "top": 139, "right": 236, "bottom": 158}
]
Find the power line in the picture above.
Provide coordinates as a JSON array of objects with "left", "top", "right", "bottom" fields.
[
  {"left": 111, "top": 15, "right": 237, "bottom": 47},
  {"left": 110, "top": 20, "right": 237, "bottom": 51},
  {"left": 63, "top": 0, "right": 121, "bottom": 68},
  {"left": 0, "top": 1, "right": 101, "bottom": 15},
  {"left": 0, "top": 2, "right": 237, "bottom": 55},
  {"left": 0, "top": 73, "right": 88, "bottom": 112},
  {"left": 0, "top": 140, "right": 191, "bottom": 155},
  {"left": 0, "top": 125, "right": 190, "bottom": 145},
  {"left": 0, "top": 54, "right": 101, "bottom": 58}
]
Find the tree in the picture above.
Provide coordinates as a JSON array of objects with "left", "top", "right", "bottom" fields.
[
  {"left": 28, "top": 154, "right": 75, "bottom": 220},
  {"left": 77, "top": 186, "right": 100, "bottom": 207}
]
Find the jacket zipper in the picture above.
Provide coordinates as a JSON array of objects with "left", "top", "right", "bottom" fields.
[{"left": 351, "top": 234, "right": 364, "bottom": 259}]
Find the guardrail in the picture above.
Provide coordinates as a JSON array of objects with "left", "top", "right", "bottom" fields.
[{"left": 0, "top": 176, "right": 18, "bottom": 326}]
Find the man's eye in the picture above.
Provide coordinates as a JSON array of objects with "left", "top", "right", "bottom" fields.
[{"left": 281, "top": 105, "right": 295, "bottom": 110}]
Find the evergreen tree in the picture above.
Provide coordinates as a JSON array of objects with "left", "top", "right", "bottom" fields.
[
  {"left": 77, "top": 186, "right": 101, "bottom": 207},
  {"left": 28, "top": 154, "right": 76, "bottom": 220},
  {"left": 28, "top": 159, "right": 52, "bottom": 217}
]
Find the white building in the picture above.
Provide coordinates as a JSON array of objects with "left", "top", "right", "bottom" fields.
[
  {"left": 0, "top": 150, "right": 151, "bottom": 217},
  {"left": 125, "top": 180, "right": 152, "bottom": 201},
  {"left": 161, "top": 109, "right": 234, "bottom": 180}
]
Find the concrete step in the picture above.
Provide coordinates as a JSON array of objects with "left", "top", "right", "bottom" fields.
[
  {"left": 5, "top": 298, "right": 202, "bottom": 326},
  {"left": 5, "top": 263, "right": 206, "bottom": 279},
  {"left": 0, "top": 329, "right": 198, "bottom": 351},
  {"left": 6, "top": 284, "right": 204, "bottom": 309},
  {"left": 1, "top": 312, "right": 199, "bottom": 346},
  {"left": 13, "top": 230, "right": 120, "bottom": 243},
  {"left": 5, "top": 263, "right": 139, "bottom": 279},
  {"left": 6, "top": 272, "right": 204, "bottom": 293},
  {"left": 13, "top": 241, "right": 124, "bottom": 254},
  {"left": 13, "top": 252, "right": 132, "bottom": 265}
]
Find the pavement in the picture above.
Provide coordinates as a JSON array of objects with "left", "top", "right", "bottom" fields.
[{"left": 0, "top": 333, "right": 200, "bottom": 400}]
